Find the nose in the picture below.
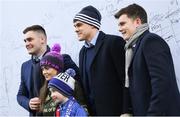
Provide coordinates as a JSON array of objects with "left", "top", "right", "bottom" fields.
[
  {"left": 74, "top": 26, "right": 79, "bottom": 33},
  {"left": 51, "top": 92, "right": 55, "bottom": 99},
  {"left": 118, "top": 26, "right": 123, "bottom": 32},
  {"left": 75, "top": 28, "right": 78, "bottom": 33},
  {"left": 42, "top": 69, "right": 47, "bottom": 75},
  {"left": 25, "top": 40, "right": 30, "bottom": 46}
]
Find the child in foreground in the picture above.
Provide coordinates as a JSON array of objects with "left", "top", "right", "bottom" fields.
[{"left": 48, "top": 69, "right": 87, "bottom": 116}]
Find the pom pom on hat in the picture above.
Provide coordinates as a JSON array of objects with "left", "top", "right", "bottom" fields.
[
  {"left": 40, "top": 43, "right": 64, "bottom": 72},
  {"left": 51, "top": 43, "right": 61, "bottom": 54},
  {"left": 48, "top": 72, "right": 75, "bottom": 96},
  {"left": 73, "top": 5, "right": 101, "bottom": 30}
]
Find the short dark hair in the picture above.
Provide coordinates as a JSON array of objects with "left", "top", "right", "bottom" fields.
[
  {"left": 114, "top": 3, "right": 147, "bottom": 24},
  {"left": 23, "top": 25, "right": 47, "bottom": 37}
]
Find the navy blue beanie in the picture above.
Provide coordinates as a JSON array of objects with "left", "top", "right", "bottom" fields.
[
  {"left": 73, "top": 5, "right": 101, "bottom": 30},
  {"left": 48, "top": 72, "right": 75, "bottom": 96}
]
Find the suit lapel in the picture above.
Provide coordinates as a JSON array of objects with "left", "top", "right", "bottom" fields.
[
  {"left": 79, "top": 46, "right": 85, "bottom": 73},
  {"left": 26, "top": 60, "right": 33, "bottom": 92},
  {"left": 130, "top": 38, "right": 141, "bottom": 64},
  {"left": 79, "top": 46, "right": 88, "bottom": 89},
  {"left": 90, "top": 31, "right": 104, "bottom": 67},
  {"left": 129, "top": 31, "right": 148, "bottom": 69}
]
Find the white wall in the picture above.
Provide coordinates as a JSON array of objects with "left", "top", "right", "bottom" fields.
[{"left": 0, "top": 0, "right": 180, "bottom": 116}]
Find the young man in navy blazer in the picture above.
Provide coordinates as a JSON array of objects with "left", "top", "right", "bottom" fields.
[
  {"left": 115, "top": 3, "right": 180, "bottom": 116},
  {"left": 73, "top": 5, "right": 125, "bottom": 116},
  {"left": 17, "top": 25, "right": 79, "bottom": 116}
]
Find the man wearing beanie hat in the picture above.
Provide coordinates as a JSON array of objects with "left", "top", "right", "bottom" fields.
[
  {"left": 17, "top": 25, "right": 80, "bottom": 116},
  {"left": 48, "top": 72, "right": 87, "bottom": 116},
  {"left": 73, "top": 5, "right": 125, "bottom": 116}
]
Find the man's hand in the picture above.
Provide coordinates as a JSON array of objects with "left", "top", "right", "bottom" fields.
[{"left": 29, "top": 97, "right": 41, "bottom": 111}]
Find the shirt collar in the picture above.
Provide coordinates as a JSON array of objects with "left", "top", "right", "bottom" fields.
[
  {"left": 33, "top": 54, "right": 43, "bottom": 60},
  {"left": 84, "top": 31, "right": 99, "bottom": 48}
]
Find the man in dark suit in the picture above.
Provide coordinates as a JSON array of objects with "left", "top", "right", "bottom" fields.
[
  {"left": 73, "top": 5, "right": 125, "bottom": 116},
  {"left": 17, "top": 25, "right": 79, "bottom": 116},
  {"left": 115, "top": 3, "right": 180, "bottom": 116}
]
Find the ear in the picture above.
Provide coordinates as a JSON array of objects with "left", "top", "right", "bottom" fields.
[
  {"left": 40, "top": 36, "right": 47, "bottom": 44},
  {"left": 134, "top": 17, "right": 142, "bottom": 28},
  {"left": 42, "top": 33, "right": 47, "bottom": 40},
  {"left": 136, "top": 17, "right": 142, "bottom": 25}
]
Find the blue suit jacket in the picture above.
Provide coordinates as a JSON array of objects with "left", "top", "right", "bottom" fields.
[
  {"left": 128, "top": 30, "right": 180, "bottom": 115},
  {"left": 17, "top": 60, "right": 35, "bottom": 115},
  {"left": 17, "top": 54, "right": 79, "bottom": 116}
]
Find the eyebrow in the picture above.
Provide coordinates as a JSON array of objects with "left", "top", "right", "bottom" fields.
[
  {"left": 49, "top": 88, "right": 57, "bottom": 92},
  {"left": 119, "top": 21, "right": 125, "bottom": 26},
  {"left": 74, "top": 22, "right": 83, "bottom": 27},
  {"left": 24, "top": 37, "right": 33, "bottom": 42}
]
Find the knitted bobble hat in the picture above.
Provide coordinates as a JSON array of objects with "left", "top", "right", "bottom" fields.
[
  {"left": 40, "top": 43, "right": 64, "bottom": 72},
  {"left": 48, "top": 72, "right": 75, "bottom": 96}
]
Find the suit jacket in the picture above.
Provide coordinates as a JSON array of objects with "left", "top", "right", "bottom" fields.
[
  {"left": 17, "top": 52, "right": 79, "bottom": 116},
  {"left": 128, "top": 30, "right": 180, "bottom": 115},
  {"left": 79, "top": 31, "right": 125, "bottom": 115}
]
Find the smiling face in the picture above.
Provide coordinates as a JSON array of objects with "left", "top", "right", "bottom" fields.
[
  {"left": 49, "top": 88, "right": 67, "bottom": 104},
  {"left": 24, "top": 31, "right": 46, "bottom": 56},
  {"left": 117, "top": 14, "right": 141, "bottom": 41},
  {"left": 41, "top": 66, "right": 58, "bottom": 81}
]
